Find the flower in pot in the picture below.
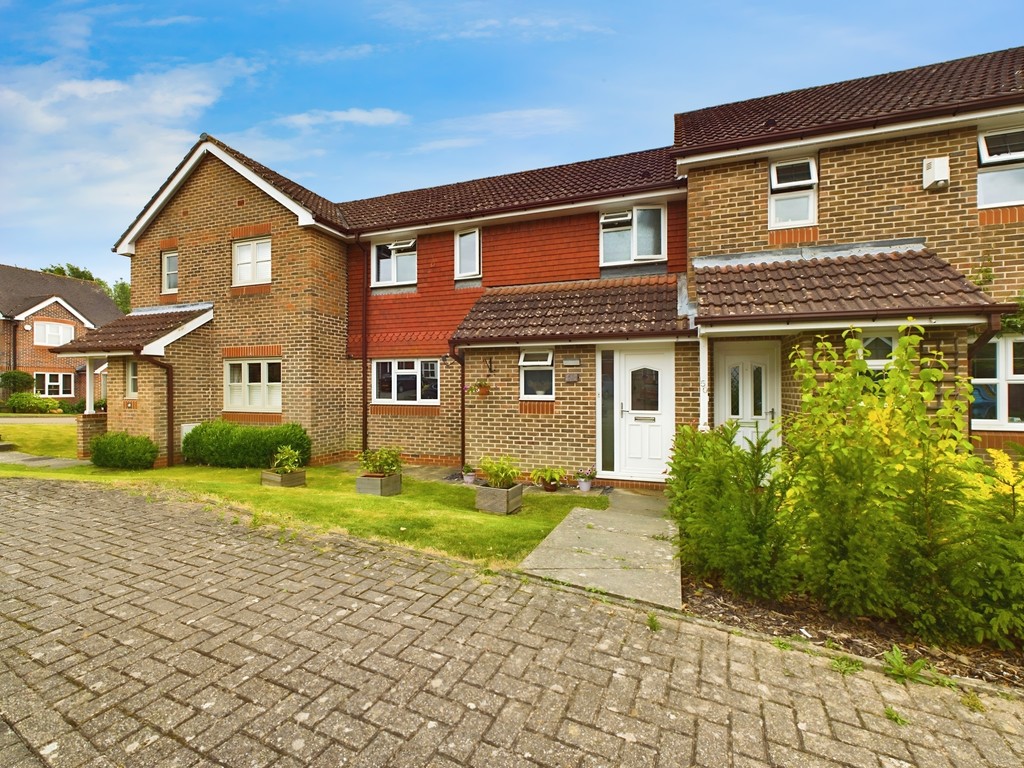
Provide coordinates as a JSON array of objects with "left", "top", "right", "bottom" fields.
[
  {"left": 462, "top": 464, "right": 477, "bottom": 485},
  {"left": 476, "top": 455, "right": 522, "bottom": 514},
  {"left": 356, "top": 446, "right": 403, "bottom": 496},
  {"left": 261, "top": 445, "right": 307, "bottom": 487},
  {"left": 465, "top": 378, "right": 491, "bottom": 396},
  {"left": 575, "top": 465, "right": 596, "bottom": 492},
  {"left": 530, "top": 466, "right": 566, "bottom": 492}
]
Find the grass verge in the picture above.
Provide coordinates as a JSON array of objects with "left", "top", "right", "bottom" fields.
[{"left": 0, "top": 424, "right": 77, "bottom": 459}]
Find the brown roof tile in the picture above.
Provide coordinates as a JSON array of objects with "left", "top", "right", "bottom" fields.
[
  {"left": 57, "top": 306, "right": 210, "bottom": 354},
  {"left": 674, "top": 46, "right": 1024, "bottom": 157},
  {"left": 452, "top": 275, "right": 686, "bottom": 344},
  {"left": 0, "top": 264, "right": 123, "bottom": 326},
  {"left": 338, "top": 147, "right": 679, "bottom": 231},
  {"left": 694, "top": 249, "right": 1002, "bottom": 324}
]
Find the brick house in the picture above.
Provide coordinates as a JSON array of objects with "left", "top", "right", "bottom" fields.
[
  {"left": 62, "top": 46, "right": 1024, "bottom": 480},
  {"left": 0, "top": 265, "right": 122, "bottom": 405}
]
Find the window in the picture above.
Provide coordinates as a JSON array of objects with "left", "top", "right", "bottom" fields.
[
  {"left": 978, "top": 128, "right": 1024, "bottom": 208},
  {"left": 862, "top": 335, "right": 896, "bottom": 374},
  {"left": 455, "top": 229, "right": 481, "bottom": 279},
  {"left": 519, "top": 349, "right": 554, "bottom": 400},
  {"left": 224, "top": 359, "right": 281, "bottom": 412},
  {"left": 373, "top": 359, "right": 439, "bottom": 404},
  {"left": 600, "top": 206, "right": 665, "bottom": 265},
  {"left": 971, "top": 337, "right": 1024, "bottom": 427},
  {"left": 125, "top": 361, "right": 139, "bottom": 398},
  {"left": 769, "top": 158, "right": 817, "bottom": 228},
  {"left": 233, "top": 238, "right": 271, "bottom": 286},
  {"left": 34, "top": 373, "right": 73, "bottom": 397},
  {"left": 33, "top": 322, "right": 74, "bottom": 347},
  {"left": 162, "top": 250, "right": 179, "bottom": 293},
  {"left": 373, "top": 240, "right": 417, "bottom": 286}
]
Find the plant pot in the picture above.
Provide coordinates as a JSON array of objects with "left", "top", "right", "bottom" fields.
[
  {"left": 476, "top": 386, "right": 490, "bottom": 397},
  {"left": 577, "top": 479, "right": 592, "bottom": 492},
  {"left": 539, "top": 480, "right": 559, "bottom": 493},
  {"left": 476, "top": 483, "right": 523, "bottom": 515},
  {"left": 463, "top": 472, "right": 477, "bottom": 485},
  {"left": 261, "top": 469, "right": 306, "bottom": 487},
  {"left": 356, "top": 473, "right": 402, "bottom": 496}
]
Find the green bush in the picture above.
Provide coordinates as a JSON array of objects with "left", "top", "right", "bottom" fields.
[
  {"left": 6, "top": 392, "right": 60, "bottom": 413},
  {"left": 357, "top": 446, "right": 402, "bottom": 475},
  {"left": 90, "top": 431, "right": 159, "bottom": 470},
  {"left": 479, "top": 455, "right": 521, "bottom": 489},
  {"left": 0, "top": 370, "right": 34, "bottom": 393},
  {"left": 181, "top": 420, "right": 312, "bottom": 468}
]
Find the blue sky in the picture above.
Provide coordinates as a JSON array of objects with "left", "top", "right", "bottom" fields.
[{"left": 2, "top": 1, "right": 1023, "bottom": 287}]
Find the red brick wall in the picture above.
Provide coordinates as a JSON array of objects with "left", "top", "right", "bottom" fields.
[{"left": 5, "top": 305, "right": 93, "bottom": 400}]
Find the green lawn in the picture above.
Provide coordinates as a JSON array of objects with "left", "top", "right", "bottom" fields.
[
  {"left": 0, "top": 423, "right": 77, "bottom": 459},
  {"left": 0, "top": 462, "right": 607, "bottom": 566}
]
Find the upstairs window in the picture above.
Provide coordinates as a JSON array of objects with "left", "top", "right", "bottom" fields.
[
  {"left": 769, "top": 158, "right": 817, "bottom": 229},
  {"left": 519, "top": 349, "right": 554, "bottom": 400},
  {"left": 162, "top": 250, "right": 178, "bottom": 293},
  {"left": 233, "top": 238, "right": 271, "bottom": 286},
  {"left": 373, "top": 359, "right": 439, "bottom": 404},
  {"left": 978, "top": 128, "right": 1024, "bottom": 208},
  {"left": 455, "top": 229, "right": 481, "bottom": 280},
  {"left": 373, "top": 240, "right": 417, "bottom": 287},
  {"left": 34, "top": 321, "right": 73, "bottom": 347},
  {"left": 600, "top": 206, "right": 665, "bottom": 265}
]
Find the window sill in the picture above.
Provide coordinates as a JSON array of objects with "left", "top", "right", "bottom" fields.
[
  {"left": 229, "top": 283, "right": 272, "bottom": 297},
  {"left": 370, "top": 404, "right": 440, "bottom": 417},
  {"left": 768, "top": 225, "right": 819, "bottom": 246},
  {"left": 519, "top": 400, "right": 555, "bottom": 414},
  {"left": 159, "top": 293, "right": 179, "bottom": 305},
  {"left": 223, "top": 411, "right": 282, "bottom": 424},
  {"left": 599, "top": 257, "right": 667, "bottom": 268},
  {"left": 978, "top": 204, "right": 1024, "bottom": 226},
  {"left": 970, "top": 420, "right": 1024, "bottom": 431}
]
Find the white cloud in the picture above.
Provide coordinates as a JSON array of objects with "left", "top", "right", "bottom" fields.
[
  {"left": 372, "top": 3, "right": 608, "bottom": 41},
  {"left": 410, "top": 137, "right": 482, "bottom": 153},
  {"left": 117, "top": 15, "right": 203, "bottom": 28},
  {"left": 294, "top": 43, "right": 377, "bottom": 64},
  {"left": 275, "top": 107, "right": 410, "bottom": 130}
]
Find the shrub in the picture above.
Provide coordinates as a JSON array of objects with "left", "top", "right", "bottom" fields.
[
  {"left": 181, "top": 421, "right": 312, "bottom": 468},
  {"left": 357, "top": 446, "right": 402, "bottom": 475},
  {"left": 90, "top": 431, "right": 158, "bottom": 470},
  {"left": 479, "top": 455, "right": 521, "bottom": 489},
  {"left": 0, "top": 370, "right": 34, "bottom": 393},
  {"left": 6, "top": 392, "right": 60, "bottom": 413}
]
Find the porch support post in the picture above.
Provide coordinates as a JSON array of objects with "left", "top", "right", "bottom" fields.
[
  {"left": 84, "top": 357, "right": 96, "bottom": 415},
  {"left": 698, "top": 332, "right": 710, "bottom": 430}
]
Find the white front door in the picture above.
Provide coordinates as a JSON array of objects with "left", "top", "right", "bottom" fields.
[
  {"left": 715, "top": 342, "right": 781, "bottom": 447},
  {"left": 616, "top": 348, "right": 675, "bottom": 480}
]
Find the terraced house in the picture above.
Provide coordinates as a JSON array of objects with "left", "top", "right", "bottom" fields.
[{"left": 61, "top": 46, "right": 1024, "bottom": 480}]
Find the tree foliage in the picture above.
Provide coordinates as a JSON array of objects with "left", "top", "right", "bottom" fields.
[{"left": 42, "top": 263, "right": 131, "bottom": 314}]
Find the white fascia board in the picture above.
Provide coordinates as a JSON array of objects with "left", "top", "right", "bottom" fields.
[
  {"left": 675, "top": 105, "right": 1024, "bottom": 173},
  {"left": 141, "top": 309, "right": 214, "bottom": 356},
  {"left": 14, "top": 296, "right": 96, "bottom": 328},
  {"left": 115, "top": 143, "right": 317, "bottom": 255},
  {"left": 57, "top": 350, "right": 133, "bottom": 358},
  {"left": 360, "top": 189, "right": 683, "bottom": 241},
  {"left": 697, "top": 314, "right": 989, "bottom": 338}
]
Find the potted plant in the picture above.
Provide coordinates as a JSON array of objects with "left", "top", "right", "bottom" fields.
[
  {"left": 356, "top": 446, "right": 403, "bottom": 496},
  {"left": 462, "top": 464, "right": 477, "bottom": 485},
  {"left": 530, "top": 465, "right": 566, "bottom": 492},
  {"left": 261, "top": 445, "right": 307, "bottom": 487},
  {"left": 575, "top": 465, "right": 596, "bottom": 492},
  {"left": 476, "top": 455, "right": 523, "bottom": 515},
  {"left": 465, "top": 378, "right": 491, "bottom": 397}
]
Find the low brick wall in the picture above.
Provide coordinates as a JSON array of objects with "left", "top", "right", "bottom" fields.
[{"left": 76, "top": 413, "right": 108, "bottom": 459}]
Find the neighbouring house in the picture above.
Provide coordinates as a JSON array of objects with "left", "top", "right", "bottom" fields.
[
  {"left": 0, "top": 265, "right": 122, "bottom": 406},
  {"left": 61, "top": 46, "right": 1024, "bottom": 481}
]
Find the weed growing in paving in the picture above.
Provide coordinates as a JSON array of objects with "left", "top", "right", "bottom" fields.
[
  {"left": 884, "top": 706, "right": 909, "bottom": 726},
  {"left": 882, "top": 645, "right": 955, "bottom": 687},
  {"left": 771, "top": 638, "right": 793, "bottom": 651},
  {"left": 646, "top": 612, "right": 661, "bottom": 632},
  {"left": 830, "top": 656, "right": 863, "bottom": 676},
  {"left": 960, "top": 690, "right": 986, "bottom": 713}
]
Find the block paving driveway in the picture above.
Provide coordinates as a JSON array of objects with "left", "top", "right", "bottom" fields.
[{"left": 0, "top": 478, "right": 1021, "bottom": 767}]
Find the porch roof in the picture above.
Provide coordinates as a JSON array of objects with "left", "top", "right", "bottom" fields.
[
  {"left": 451, "top": 274, "right": 688, "bottom": 345},
  {"left": 694, "top": 248, "right": 1009, "bottom": 326},
  {"left": 55, "top": 304, "right": 212, "bottom": 356}
]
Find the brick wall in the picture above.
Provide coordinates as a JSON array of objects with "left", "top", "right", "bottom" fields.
[
  {"left": 8, "top": 304, "right": 92, "bottom": 400},
  {"left": 76, "top": 413, "right": 107, "bottom": 459}
]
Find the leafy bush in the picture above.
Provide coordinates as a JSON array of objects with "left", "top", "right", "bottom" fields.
[
  {"left": 357, "top": 446, "right": 402, "bottom": 475},
  {"left": 6, "top": 392, "right": 60, "bottom": 413},
  {"left": 90, "top": 431, "right": 159, "bottom": 470},
  {"left": 667, "top": 422, "right": 796, "bottom": 600},
  {"left": 181, "top": 420, "right": 311, "bottom": 468},
  {"left": 529, "top": 466, "right": 566, "bottom": 486},
  {"left": 479, "top": 455, "right": 521, "bottom": 489},
  {"left": 0, "top": 370, "right": 34, "bottom": 393},
  {"left": 270, "top": 445, "right": 303, "bottom": 474}
]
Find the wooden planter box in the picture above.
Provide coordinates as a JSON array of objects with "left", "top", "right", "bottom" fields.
[
  {"left": 476, "top": 484, "right": 523, "bottom": 515},
  {"left": 261, "top": 470, "right": 306, "bottom": 487},
  {"left": 356, "top": 473, "right": 402, "bottom": 496}
]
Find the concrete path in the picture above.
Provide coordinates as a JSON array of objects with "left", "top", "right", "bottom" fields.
[
  {"left": 1, "top": 478, "right": 1022, "bottom": 767},
  {"left": 520, "top": 490, "right": 681, "bottom": 610},
  {"left": 0, "top": 451, "right": 88, "bottom": 469}
]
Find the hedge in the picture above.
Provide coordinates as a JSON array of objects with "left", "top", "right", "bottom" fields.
[{"left": 181, "top": 420, "right": 312, "bottom": 468}]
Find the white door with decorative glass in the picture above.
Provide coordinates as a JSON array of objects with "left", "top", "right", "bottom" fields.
[
  {"left": 715, "top": 342, "right": 781, "bottom": 448},
  {"left": 615, "top": 349, "right": 675, "bottom": 480}
]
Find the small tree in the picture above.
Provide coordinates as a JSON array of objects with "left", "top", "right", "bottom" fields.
[{"left": 0, "top": 370, "right": 35, "bottom": 394}]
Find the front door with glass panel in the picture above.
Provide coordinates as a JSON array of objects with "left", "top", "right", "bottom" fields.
[{"left": 715, "top": 342, "right": 780, "bottom": 447}]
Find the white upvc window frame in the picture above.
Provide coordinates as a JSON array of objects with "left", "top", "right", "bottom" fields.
[
  {"left": 970, "top": 336, "right": 1024, "bottom": 430},
  {"left": 977, "top": 127, "right": 1024, "bottom": 209},
  {"left": 454, "top": 229, "right": 481, "bottom": 280},
  {"left": 519, "top": 349, "right": 555, "bottom": 401},
  {"left": 372, "top": 239, "right": 418, "bottom": 287},
  {"left": 599, "top": 205, "right": 667, "bottom": 266},
  {"left": 34, "top": 372, "right": 73, "bottom": 397},
  {"left": 861, "top": 334, "right": 896, "bottom": 373},
  {"left": 768, "top": 157, "right": 818, "bottom": 229},
  {"left": 224, "top": 359, "right": 282, "bottom": 413},
  {"left": 162, "top": 250, "right": 179, "bottom": 294},
  {"left": 33, "top": 321, "right": 74, "bottom": 347},
  {"left": 372, "top": 358, "right": 440, "bottom": 405},
  {"left": 232, "top": 237, "right": 272, "bottom": 287},
  {"left": 125, "top": 360, "right": 139, "bottom": 399}
]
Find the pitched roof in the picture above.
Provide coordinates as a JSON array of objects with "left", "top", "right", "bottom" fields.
[
  {"left": 451, "top": 275, "right": 687, "bottom": 344},
  {"left": 694, "top": 249, "right": 1004, "bottom": 325},
  {"left": 57, "top": 305, "right": 210, "bottom": 354},
  {"left": 0, "top": 265, "right": 122, "bottom": 326},
  {"left": 674, "top": 46, "right": 1024, "bottom": 157}
]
